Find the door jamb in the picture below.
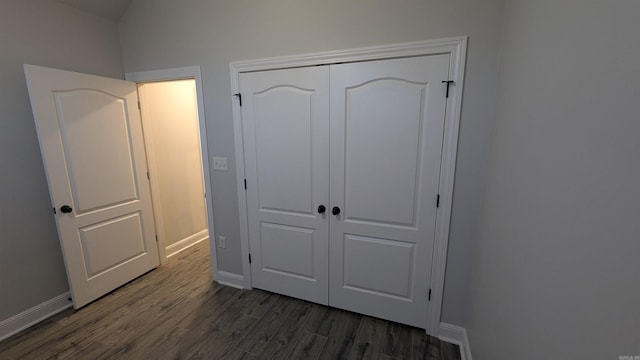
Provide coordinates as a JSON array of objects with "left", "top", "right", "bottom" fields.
[
  {"left": 229, "top": 37, "right": 467, "bottom": 335},
  {"left": 125, "top": 66, "right": 218, "bottom": 280}
]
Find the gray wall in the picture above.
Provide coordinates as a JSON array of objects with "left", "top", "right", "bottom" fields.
[
  {"left": 118, "top": 0, "right": 505, "bottom": 326},
  {"left": 0, "top": 0, "right": 123, "bottom": 321},
  {"left": 468, "top": 0, "right": 640, "bottom": 358}
]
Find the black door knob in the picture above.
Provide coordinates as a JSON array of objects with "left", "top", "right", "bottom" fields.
[
  {"left": 317, "top": 205, "right": 326, "bottom": 214},
  {"left": 60, "top": 205, "right": 73, "bottom": 213},
  {"left": 332, "top": 206, "right": 341, "bottom": 215}
]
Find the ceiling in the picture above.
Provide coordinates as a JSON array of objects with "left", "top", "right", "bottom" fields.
[{"left": 58, "top": 0, "right": 133, "bottom": 21}]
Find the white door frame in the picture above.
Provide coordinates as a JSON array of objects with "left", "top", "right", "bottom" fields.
[
  {"left": 125, "top": 66, "right": 218, "bottom": 280},
  {"left": 229, "top": 37, "right": 467, "bottom": 335}
]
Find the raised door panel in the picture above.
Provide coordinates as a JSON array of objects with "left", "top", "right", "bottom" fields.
[
  {"left": 254, "top": 87, "right": 314, "bottom": 214},
  {"left": 260, "top": 223, "right": 315, "bottom": 279},
  {"left": 343, "top": 234, "right": 415, "bottom": 299},
  {"left": 344, "top": 79, "right": 426, "bottom": 227},
  {"left": 55, "top": 90, "right": 138, "bottom": 213},
  {"left": 329, "top": 55, "right": 450, "bottom": 328},
  {"left": 240, "top": 66, "right": 329, "bottom": 304},
  {"left": 79, "top": 212, "right": 146, "bottom": 278}
]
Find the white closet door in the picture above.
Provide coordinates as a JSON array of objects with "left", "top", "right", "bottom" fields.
[
  {"left": 328, "top": 55, "right": 450, "bottom": 328},
  {"left": 240, "top": 67, "right": 330, "bottom": 304}
]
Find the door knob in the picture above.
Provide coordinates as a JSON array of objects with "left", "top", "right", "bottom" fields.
[
  {"left": 60, "top": 205, "right": 73, "bottom": 213},
  {"left": 332, "top": 206, "right": 341, "bottom": 215},
  {"left": 317, "top": 205, "right": 326, "bottom": 214}
]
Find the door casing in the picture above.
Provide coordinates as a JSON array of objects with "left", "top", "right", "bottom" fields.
[
  {"left": 125, "top": 67, "right": 218, "bottom": 280},
  {"left": 230, "top": 37, "right": 468, "bottom": 336}
]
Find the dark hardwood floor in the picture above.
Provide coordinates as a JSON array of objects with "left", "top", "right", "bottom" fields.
[{"left": 0, "top": 241, "right": 461, "bottom": 360}]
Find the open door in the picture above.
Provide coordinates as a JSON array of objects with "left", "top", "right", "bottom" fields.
[{"left": 24, "top": 65, "right": 159, "bottom": 309}]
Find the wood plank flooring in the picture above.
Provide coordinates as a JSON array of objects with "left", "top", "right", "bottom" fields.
[{"left": 0, "top": 241, "right": 461, "bottom": 360}]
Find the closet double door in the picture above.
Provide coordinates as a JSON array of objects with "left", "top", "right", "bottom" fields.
[{"left": 239, "top": 54, "right": 449, "bottom": 328}]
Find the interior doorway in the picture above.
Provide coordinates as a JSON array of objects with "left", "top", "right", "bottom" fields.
[
  {"left": 137, "top": 79, "right": 209, "bottom": 263},
  {"left": 125, "top": 66, "right": 218, "bottom": 281},
  {"left": 24, "top": 65, "right": 216, "bottom": 310}
]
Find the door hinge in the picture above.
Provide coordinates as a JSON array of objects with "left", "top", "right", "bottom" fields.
[
  {"left": 234, "top": 93, "right": 242, "bottom": 106},
  {"left": 155, "top": 235, "right": 158, "bottom": 242},
  {"left": 147, "top": 171, "right": 150, "bottom": 180},
  {"left": 428, "top": 288, "right": 432, "bottom": 301},
  {"left": 248, "top": 254, "right": 252, "bottom": 264},
  {"left": 442, "top": 80, "right": 454, "bottom": 98},
  {"left": 436, "top": 194, "right": 440, "bottom": 208},
  {"left": 244, "top": 179, "right": 247, "bottom": 190},
  {"left": 53, "top": 207, "right": 57, "bottom": 214},
  {"left": 138, "top": 101, "right": 141, "bottom": 110}
]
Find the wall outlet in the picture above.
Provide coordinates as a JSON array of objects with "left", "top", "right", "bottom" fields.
[
  {"left": 212, "top": 157, "right": 228, "bottom": 171},
  {"left": 218, "top": 236, "right": 226, "bottom": 249}
]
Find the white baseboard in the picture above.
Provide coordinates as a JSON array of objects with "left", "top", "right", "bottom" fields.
[
  {"left": 166, "top": 230, "right": 209, "bottom": 258},
  {"left": 439, "top": 322, "right": 472, "bottom": 360},
  {"left": 0, "top": 292, "right": 72, "bottom": 342},
  {"left": 216, "top": 271, "right": 245, "bottom": 289}
]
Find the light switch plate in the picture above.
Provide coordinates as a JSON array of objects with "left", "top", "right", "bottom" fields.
[
  {"left": 218, "top": 236, "right": 226, "bottom": 249},
  {"left": 212, "top": 157, "right": 228, "bottom": 171}
]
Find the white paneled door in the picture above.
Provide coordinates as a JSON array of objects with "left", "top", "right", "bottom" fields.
[
  {"left": 24, "top": 65, "right": 159, "bottom": 309},
  {"left": 329, "top": 55, "right": 449, "bottom": 328},
  {"left": 240, "top": 54, "right": 450, "bottom": 328},
  {"left": 240, "top": 67, "right": 330, "bottom": 304}
]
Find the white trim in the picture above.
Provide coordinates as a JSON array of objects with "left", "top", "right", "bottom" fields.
[
  {"left": 166, "top": 230, "right": 209, "bottom": 258},
  {"left": 230, "top": 64, "right": 253, "bottom": 290},
  {"left": 427, "top": 37, "right": 468, "bottom": 335},
  {"left": 0, "top": 292, "right": 72, "bottom": 342},
  {"left": 229, "top": 37, "right": 468, "bottom": 332},
  {"left": 230, "top": 37, "right": 467, "bottom": 71},
  {"left": 439, "top": 322, "right": 472, "bottom": 360},
  {"left": 125, "top": 66, "right": 218, "bottom": 281},
  {"left": 217, "top": 271, "right": 245, "bottom": 289}
]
